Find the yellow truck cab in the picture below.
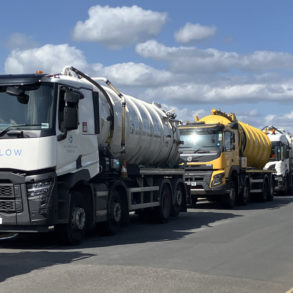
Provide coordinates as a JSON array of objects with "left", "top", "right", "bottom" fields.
[{"left": 179, "top": 109, "right": 273, "bottom": 208}]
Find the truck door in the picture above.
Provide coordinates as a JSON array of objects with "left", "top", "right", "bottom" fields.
[
  {"left": 56, "top": 86, "right": 98, "bottom": 175},
  {"left": 223, "top": 131, "right": 238, "bottom": 178}
]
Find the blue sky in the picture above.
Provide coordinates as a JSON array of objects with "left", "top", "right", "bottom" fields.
[{"left": 1, "top": 0, "right": 293, "bottom": 132}]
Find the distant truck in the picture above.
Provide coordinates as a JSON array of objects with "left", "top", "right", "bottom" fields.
[
  {"left": 263, "top": 126, "right": 293, "bottom": 195},
  {"left": 179, "top": 109, "right": 274, "bottom": 208},
  {"left": 0, "top": 66, "right": 186, "bottom": 244}
]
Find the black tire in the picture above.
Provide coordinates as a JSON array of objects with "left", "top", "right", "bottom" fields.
[
  {"left": 191, "top": 195, "right": 197, "bottom": 208},
  {"left": 157, "top": 181, "right": 172, "bottom": 223},
  {"left": 282, "top": 175, "right": 289, "bottom": 195},
  {"left": 288, "top": 174, "right": 293, "bottom": 195},
  {"left": 238, "top": 180, "right": 249, "bottom": 205},
  {"left": 222, "top": 181, "right": 236, "bottom": 209},
  {"left": 267, "top": 179, "right": 274, "bottom": 201},
  {"left": 56, "top": 190, "right": 87, "bottom": 245},
  {"left": 171, "top": 181, "right": 184, "bottom": 217},
  {"left": 100, "top": 189, "right": 122, "bottom": 235},
  {"left": 260, "top": 179, "right": 269, "bottom": 202}
]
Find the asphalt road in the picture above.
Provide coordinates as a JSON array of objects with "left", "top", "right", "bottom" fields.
[{"left": 1, "top": 196, "right": 293, "bottom": 293}]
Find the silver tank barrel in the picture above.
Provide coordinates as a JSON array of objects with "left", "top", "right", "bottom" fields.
[{"left": 97, "top": 86, "right": 180, "bottom": 168}]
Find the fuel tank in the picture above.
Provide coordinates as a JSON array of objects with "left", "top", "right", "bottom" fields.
[
  {"left": 200, "top": 110, "right": 271, "bottom": 169},
  {"left": 97, "top": 85, "right": 180, "bottom": 167}
]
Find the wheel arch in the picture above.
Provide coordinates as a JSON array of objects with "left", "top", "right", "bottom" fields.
[{"left": 56, "top": 169, "right": 94, "bottom": 224}]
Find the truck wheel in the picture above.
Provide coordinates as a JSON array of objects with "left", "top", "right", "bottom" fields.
[
  {"left": 260, "top": 179, "right": 269, "bottom": 202},
  {"left": 191, "top": 196, "right": 197, "bottom": 208},
  {"left": 288, "top": 174, "right": 293, "bottom": 195},
  {"left": 100, "top": 189, "right": 122, "bottom": 235},
  {"left": 56, "top": 190, "right": 87, "bottom": 245},
  {"left": 238, "top": 180, "right": 249, "bottom": 205},
  {"left": 284, "top": 174, "right": 293, "bottom": 195},
  {"left": 223, "top": 181, "right": 236, "bottom": 209},
  {"left": 157, "top": 181, "right": 172, "bottom": 223},
  {"left": 267, "top": 179, "right": 274, "bottom": 201},
  {"left": 171, "top": 181, "right": 184, "bottom": 217},
  {"left": 282, "top": 175, "right": 289, "bottom": 195}
]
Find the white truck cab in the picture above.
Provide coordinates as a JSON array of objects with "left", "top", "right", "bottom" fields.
[{"left": 263, "top": 126, "right": 293, "bottom": 194}]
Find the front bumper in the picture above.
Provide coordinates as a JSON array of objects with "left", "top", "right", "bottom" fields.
[
  {"left": 184, "top": 170, "right": 227, "bottom": 199},
  {"left": 0, "top": 170, "right": 56, "bottom": 232},
  {"left": 273, "top": 175, "right": 286, "bottom": 192}
]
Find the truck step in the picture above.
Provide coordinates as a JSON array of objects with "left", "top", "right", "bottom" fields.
[
  {"left": 250, "top": 179, "right": 264, "bottom": 183},
  {"left": 250, "top": 189, "right": 262, "bottom": 193}
]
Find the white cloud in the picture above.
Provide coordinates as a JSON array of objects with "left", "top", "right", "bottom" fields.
[
  {"left": 5, "top": 44, "right": 88, "bottom": 74},
  {"left": 4, "top": 44, "right": 173, "bottom": 86},
  {"left": 72, "top": 5, "right": 167, "bottom": 49},
  {"left": 174, "top": 23, "right": 216, "bottom": 43},
  {"left": 136, "top": 40, "right": 293, "bottom": 73},
  {"left": 143, "top": 81, "right": 293, "bottom": 105},
  {"left": 175, "top": 107, "right": 208, "bottom": 123},
  {"left": 159, "top": 104, "right": 209, "bottom": 123},
  {"left": 6, "top": 33, "right": 38, "bottom": 50},
  {"left": 4, "top": 43, "right": 293, "bottom": 107},
  {"left": 263, "top": 112, "right": 293, "bottom": 134},
  {"left": 100, "top": 62, "right": 173, "bottom": 86}
]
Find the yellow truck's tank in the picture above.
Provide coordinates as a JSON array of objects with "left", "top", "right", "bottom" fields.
[{"left": 199, "top": 112, "right": 271, "bottom": 169}]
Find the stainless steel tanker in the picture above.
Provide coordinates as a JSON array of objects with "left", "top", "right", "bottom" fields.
[
  {"left": 95, "top": 79, "right": 180, "bottom": 168},
  {"left": 0, "top": 66, "right": 186, "bottom": 244}
]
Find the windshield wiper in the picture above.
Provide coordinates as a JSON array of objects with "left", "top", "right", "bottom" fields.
[
  {"left": 180, "top": 148, "right": 204, "bottom": 153},
  {"left": 0, "top": 124, "right": 28, "bottom": 137},
  {"left": 0, "top": 123, "right": 43, "bottom": 137},
  {"left": 193, "top": 148, "right": 207, "bottom": 153}
]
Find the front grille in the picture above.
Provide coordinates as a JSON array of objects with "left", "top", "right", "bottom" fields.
[
  {"left": 0, "top": 200, "right": 15, "bottom": 212},
  {"left": 0, "top": 185, "right": 14, "bottom": 198},
  {"left": 184, "top": 171, "right": 212, "bottom": 190},
  {"left": 185, "top": 175, "right": 205, "bottom": 189},
  {"left": 0, "top": 184, "right": 22, "bottom": 213}
]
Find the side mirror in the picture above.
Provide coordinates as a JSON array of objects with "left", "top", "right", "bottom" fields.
[
  {"left": 230, "top": 122, "right": 238, "bottom": 129},
  {"left": 6, "top": 86, "right": 29, "bottom": 104},
  {"left": 64, "top": 89, "right": 83, "bottom": 103},
  {"left": 17, "top": 94, "right": 29, "bottom": 104},
  {"left": 63, "top": 106, "right": 78, "bottom": 130}
]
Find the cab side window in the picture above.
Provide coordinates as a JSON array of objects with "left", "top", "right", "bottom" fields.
[
  {"left": 224, "top": 132, "right": 232, "bottom": 151},
  {"left": 58, "top": 88, "right": 66, "bottom": 132},
  {"left": 58, "top": 86, "right": 80, "bottom": 132}
]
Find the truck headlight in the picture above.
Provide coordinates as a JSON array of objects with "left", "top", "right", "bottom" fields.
[
  {"left": 211, "top": 173, "right": 225, "bottom": 187},
  {"left": 27, "top": 179, "right": 54, "bottom": 217},
  {"left": 27, "top": 179, "right": 54, "bottom": 201}
]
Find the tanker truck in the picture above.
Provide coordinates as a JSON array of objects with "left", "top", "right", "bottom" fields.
[
  {"left": 263, "top": 126, "right": 293, "bottom": 195},
  {"left": 0, "top": 66, "right": 187, "bottom": 244},
  {"left": 179, "top": 109, "right": 274, "bottom": 208}
]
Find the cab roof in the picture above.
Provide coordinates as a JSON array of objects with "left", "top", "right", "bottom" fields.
[{"left": 0, "top": 74, "right": 46, "bottom": 86}]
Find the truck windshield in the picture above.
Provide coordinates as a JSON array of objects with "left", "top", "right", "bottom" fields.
[
  {"left": 270, "top": 142, "right": 284, "bottom": 161},
  {"left": 0, "top": 83, "right": 55, "bottom": 133},
  {"left": 179, "top": 128, "right": 223, "bottom": 151}
]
